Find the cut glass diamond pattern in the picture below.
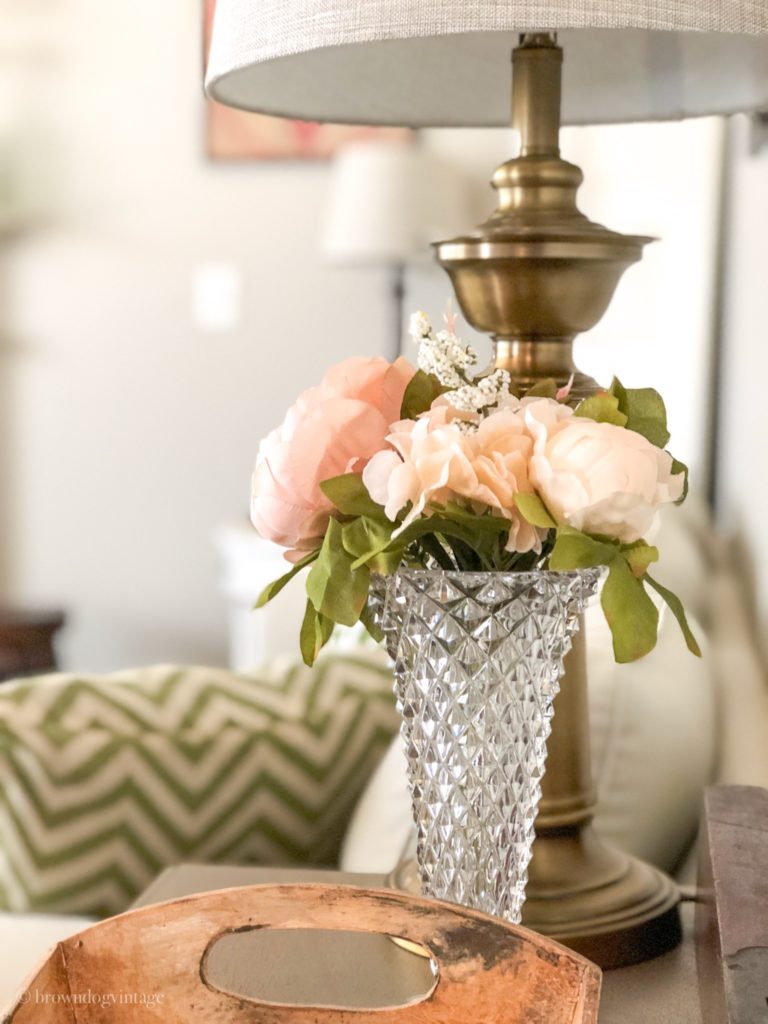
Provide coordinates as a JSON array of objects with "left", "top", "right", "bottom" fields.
[{"left": 375, "top": 569, "right": 600, "bottom": 923}]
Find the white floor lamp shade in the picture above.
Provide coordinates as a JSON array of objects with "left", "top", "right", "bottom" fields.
[
  {"left": 322, "top": 141, "right": 474, "bottom": 266},
  {"left": 322, "top": 142, "right": 426, "bottom": 266}
]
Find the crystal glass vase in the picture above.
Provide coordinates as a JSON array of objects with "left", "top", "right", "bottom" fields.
[{"left": 377, "top": 569, "right": 600, "bottom": 924}]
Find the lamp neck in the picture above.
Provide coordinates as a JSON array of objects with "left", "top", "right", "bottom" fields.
[
  {"left": 512, "top": 33, "right": 563, "bottom": 158},
  {"left": 490, "top": 338, "right": 599, "bottom": 402},
  {"left": 491, "top": 35, "right": 583, "bottom": 226},
  {"left": 434, "top": 33, "right": 650, "bottom": 398}
]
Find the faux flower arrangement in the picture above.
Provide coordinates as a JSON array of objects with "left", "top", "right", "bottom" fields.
[{"left": 253, "top": 309, "right": 700, "bottom": 666}]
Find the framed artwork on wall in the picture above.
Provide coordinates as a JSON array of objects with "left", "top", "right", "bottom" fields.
[{"left": 203, "top": 0, "right": 410, "bottom": 160}]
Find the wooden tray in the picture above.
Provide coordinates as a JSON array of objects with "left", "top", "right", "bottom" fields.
[{"left": 5, "top": 884, "right": 601, "bottom": 1022}]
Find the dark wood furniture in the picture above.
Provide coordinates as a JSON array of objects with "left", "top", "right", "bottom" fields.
[
  {"left": 696, "top": 785, "right": 768, "bottom": 1024},
  {"left": 0, "top": 609, "right": 66, "bottom": 682}
]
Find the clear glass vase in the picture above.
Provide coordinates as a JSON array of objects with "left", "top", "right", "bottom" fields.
[{"left": 376, "top": 568, "right": 601, "bottom": 923}]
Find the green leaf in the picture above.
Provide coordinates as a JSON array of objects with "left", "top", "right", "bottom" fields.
[
  {"left": 646, "top": 574, "right": 702, "bottom": 657},
  {"left": 341, "top": 516, "right": 393, "bottom": 559},
  {"left": 402, "top": 510, "right": 510, "bottom": 569},
  {"left": 359, "top": 600, "right": 384, "bottom": 644},
  {"left": 342, "top": 516, "right": 402, "bottom": 573},
  {"left": 522, "top": 378, "right": 558, "bottom": 399},
  {"left": 610, "top": 378, "right": 670, "bottom": 448},
  {"left": 254, "top": 548, "right": 319, "bottom": 609},
  {"left": 400, "top": 370, "right": 447, "bottom": 420},
  {"left": 549, "top": 528, "right": 618, "bottom": 571},
  {"left": 621, "top": 540, "right": 660, "bottom": 579},
  {"left": 514, "top": 492, "right": 557, "bottom": 529},
  {"left": 350, "top": 505, "right": 511, "bottom": 572},
  {"left": 319, "top": 474, "right": 388, "bottom": 519},
  {"left": 671, "top": 457, "right": 689, "bottom": 505},
  {"left": 419, "top": 533, "right": 456, "bottom": 570},
  {"left": 306, "top": 519, "right": 370, "bottom": 627},
  {"left": 444, "top": 536, "right": 483, "bottom": 571},
  {"left": 299, "top": 600, "right": 335, "bottom": 666},
  {"left": 609, "top": 376, "right": 629, "bottom": 411},
  {"left": 549, "top": 527, "right": 663, "bottom": 662},
  {"left": 441, "top": 503, "right": 512, "bottom": 537},
  {"left": 601, "top": 558, "right": 659, "bottom": 663},
  {"left": 574, "top": 393, "right": 628, "bottom": 427}
]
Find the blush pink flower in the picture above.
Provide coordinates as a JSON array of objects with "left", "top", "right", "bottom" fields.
[
  {"left": 469, "top": 411, "right": 544, "bottom": 553},
  {"left": 519, "top": 395, "right": 575, "bottom": 451},
  {"left": 527, "top": 407, "right": 685, "bottom": 543},
  {"left": 363, "top": 407, "right": 477, "bottom": 531},
  {"left": 363, "top": 405, "right": 545, "bottom": 553},
  {"left": 251, "top": 356, "right": 415, "bottom": 556}
]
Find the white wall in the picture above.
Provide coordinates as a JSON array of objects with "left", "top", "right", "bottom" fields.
[
  {"left": 0, "top": 0, "right": 391, "bottom": 671},
  {"left": 718, "top": 115, "right": 768, "bottom": 660},
  {"left": 0, "top": 0, "right": 725, "bottom": 673}
]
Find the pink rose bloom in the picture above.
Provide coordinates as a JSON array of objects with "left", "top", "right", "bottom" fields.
[
  {"left": 527, "top": 405, "right": 685, "bottom": 543},
  {"left": 251, "top": 356, "right": 415, "bottom": 556},
  {"left": 470, "top": 411, "right": 544, "bottom": 553},
  {"left": 363, "top": 405, "right": 544, "bottom": 553},
  {"left": 519, "top": 395, "right": 575, "bottom": 450},
  {"left": 363, "top": 407, "right": 478, "bottom": 532}
]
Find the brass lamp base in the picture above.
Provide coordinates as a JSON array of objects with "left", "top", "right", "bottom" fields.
[
  {"left": 521, "top": 625, "right": 681, "bottom": 969},
  {"left": 522, "top": 830, "right": 682, "bottom": 969},
  {"left": 387, "top": 834, "right": 681, "bottom": 971}
]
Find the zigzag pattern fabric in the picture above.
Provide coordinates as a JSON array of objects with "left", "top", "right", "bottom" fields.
[{"left": 0, "top": 652, "right": 398, "bottom": 917}]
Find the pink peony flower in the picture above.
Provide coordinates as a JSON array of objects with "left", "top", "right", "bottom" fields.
[
  {"left": 363, "top": 405, "right": 544, "bottom": 553},
  {"left": 519, "top": 395, "right": 575, "bottom": 450},
  {"left": 251, "top": 356, "right": 415, "bottom": 555},
  {"left": 469, "top": 411, "right": 543, "bottom": 553},
  {"left": 363, "top": 407, "right": 477, "bottom": 530},
  {"left": 527, "top": 404, "right": 685, "bottom": 543}
]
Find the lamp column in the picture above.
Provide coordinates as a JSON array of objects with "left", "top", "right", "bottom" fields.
[{"left": 435, "top": 33, "right": 681, "bottom": 968}]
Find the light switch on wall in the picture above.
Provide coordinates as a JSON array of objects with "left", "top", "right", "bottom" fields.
[{"left": 193, "top": 263, "right": 242, "bottom": 332}]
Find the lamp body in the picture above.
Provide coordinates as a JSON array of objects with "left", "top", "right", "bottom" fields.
[
  {"left": 523, "top": 626, "right": 681, "bottom": 967},
  {"left": 435, "top": 35, "right": 650, "bottom": 398},
  {"left": 431, "top": 37, "right": 682, "bottom": 965}
]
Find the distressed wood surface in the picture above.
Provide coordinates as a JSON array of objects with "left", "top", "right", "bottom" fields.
[
  {"left": 696, "top": 785, "right": 768, "bottom": 1024},
  {"left": 5, "top": 884, "right": 601, "bottom": 1023}
]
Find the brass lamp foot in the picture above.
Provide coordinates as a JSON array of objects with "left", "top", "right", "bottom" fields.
[
  {"left": 522, "top": 824, "right": 682, "bottom": 969},
  {"left": 521, "top": 626, "right": 682, "bottom": 969}
]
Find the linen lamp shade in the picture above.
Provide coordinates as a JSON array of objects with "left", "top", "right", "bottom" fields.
[{"left": 206, "top": 1, "right": 768, "bottom": 127}]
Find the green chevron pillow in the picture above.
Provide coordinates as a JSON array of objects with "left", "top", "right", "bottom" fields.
[{"left": 0, "top": 651, "right": 398, "bottom": 918}]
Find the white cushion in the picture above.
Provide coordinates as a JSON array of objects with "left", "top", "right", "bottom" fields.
[
  {"left": 340, "top": 736, "right": 413, "bottom": 874},
  {"left": 0, "top": 913, "right": 93, "bottom": 1015},
  {"left": 587, "top": 604, "right": 714, "bottom": 870}
]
